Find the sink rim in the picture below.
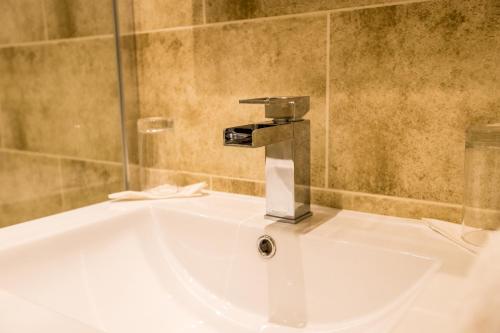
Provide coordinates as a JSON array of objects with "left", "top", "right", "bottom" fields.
[{"left": 0, "top": 190, "right": 474, "bottom": 333}]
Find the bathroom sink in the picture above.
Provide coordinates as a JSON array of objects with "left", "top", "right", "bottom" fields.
[{"left": 0, "top": 192, "right": 473, "bottom": 332}]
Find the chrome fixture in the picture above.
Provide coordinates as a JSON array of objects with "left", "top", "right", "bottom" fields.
[
  {"left": 257, "top": 235, "right": 276, "bottom": 259},
  {"left": 223, "top": 96, "right": 312, "bottom": 223}
]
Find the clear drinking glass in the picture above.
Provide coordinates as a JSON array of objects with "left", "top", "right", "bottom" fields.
[
  {"left": 137, "top": 117, "right": 174, "bottom": 189},
  {"left": 462, "top": 123, "right": 500, "bottom": 246}
]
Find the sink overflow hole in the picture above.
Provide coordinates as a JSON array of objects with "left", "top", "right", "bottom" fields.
[{"left": 257, "top": 235, "right": 276, "bottom": 259}]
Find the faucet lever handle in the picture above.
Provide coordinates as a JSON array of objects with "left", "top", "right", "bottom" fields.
[
  {"left": 239, "top": 97, "right": 273, "bottom": 105},
  {"left": 239, "top": 96, "right": 310, "bottom": 122}
]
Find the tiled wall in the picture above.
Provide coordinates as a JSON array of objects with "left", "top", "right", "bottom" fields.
[
  {"left": 134, "top": 0, "right": 500, "bottom": 222},
  {"left": 0, "top": 0, "right": 132, "bottom": 227},
  {"left": 1, "top": 0, "right": 497, "bottom": 226}
]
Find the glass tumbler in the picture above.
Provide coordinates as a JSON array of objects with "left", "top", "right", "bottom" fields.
[
  {"left": 137, "top": 117, "right": 174, "bottom": 189},
  {"left": 462, "top": 123, "right": 500, "bottom": 247}
]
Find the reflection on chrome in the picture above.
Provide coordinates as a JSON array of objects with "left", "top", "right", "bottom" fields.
[{"left": 224, "top": 96, "right": 312, "bottom": 223}]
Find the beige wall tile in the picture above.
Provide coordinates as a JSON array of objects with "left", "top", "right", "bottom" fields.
[
  {"left": 0, "top": 151, "right": 62, "bottom": 205},
  {"left": 139, "top": 168, "right": 210, "bottom": 189},
  {"left": 44, "top": 0, "right": 114, "bottom": 39},
  {"left": 205, "top": 0, "right": 411, "bottom": 23},
  {"left": 328, "top": 0, "right": 500, "bottom": 204},
  {"left": 136, "top": 16, "right": 327, "bottom": 186},
  {"left": 0, "top": 0, "right": 45, "bottom": 45},
  {"left": 60, "top": 159, "right": 123, "bottom": 210},
  {"left": 0, "top": 151, "right": 64, "bottom": 226},
  {"left": 311, "top": 187, "right": 351, "bottom": 210},
  {"left": 127, "top": 165, "right": 210, "bottom": 190},
  {"left": 0, "top": 196, "right": 65, "bottom": 227},
  {"left": 0, "top": 38, "right": 122, "bottom": 162},
  {"left": 312, "top": 188, "right": 463, "bottom": 222},
  {"left": 211, "top": 177, "right": 265, "bottom": 197},
  {"left": 134, "top": 0, "right": 203, "bottom": 31},
  {"left": 2, "top": 0, "right": 495, "bottom": 226}
]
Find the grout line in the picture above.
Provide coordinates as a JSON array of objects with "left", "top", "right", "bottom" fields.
[
  {"left": 209, "top": 175, "right": 265, "bottom": 184},
  {"left": 113, "top": 165, "right": 461, "bottom": 210},
  {"left": 202, "top": 0, "right": 207, "bottom": 25},
  {"left": 127, "top": 0, "right": 437, "bottom": 36},
  {"left": 137, "top": 167, "right": 460, "bottom": 210},
  {"left": 40, "top": 0, "right": 49, "bottom": 41},
  {"left": 0, "top": 33, "right": 114, "bottom": 49},
  {"left": 310, "top": 185, "right": 462, "bottom": 208},
  {"left": 142, "top": 168, "right": 454, "bottom": 210},
  {"left": 139, "top": 165, "right": 461, "bottom": 210},
  {"left": 57, "top": 156, "right": 66, "bottom": 209},
  {"left": 325, "top": 13, "right": 331, "bottom": 189},
  {"left": 0, "top": 0, "right": 436, "bottom": 49},
  {"left": 0, "top": 148, "right": 122, "bottom": 166},
  {"left": 142, "top": 166, "right": 265, "bottom": 184},
  {"left": 0, "top": 101, "right": 3, "bottom": 149}
]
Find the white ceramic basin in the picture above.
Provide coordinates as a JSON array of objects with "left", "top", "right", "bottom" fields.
[{"left": 0, "top": 192, "right": 474, "bottom": 332}]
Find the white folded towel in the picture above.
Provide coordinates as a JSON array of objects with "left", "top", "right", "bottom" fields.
[{"left": 108, "top": 182, "right": 207, "bottom": 201}]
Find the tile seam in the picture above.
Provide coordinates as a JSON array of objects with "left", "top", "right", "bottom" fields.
[
  {"left": 40, "top": 0, "right": 49, "bottom": 41},
  {"left": 135, "top": 168, "right": 460, "bottom": 209},
  {"left": 57, "top": 156, "right": 66, "bottom": 210},
  {"left": 0, "top": 148, "right": 122, "bottom": 166},
  {"left": 0, "top": 150, "right": 459, "bottom": 209},
  {"left": 1, "top": 191, "right": 65, "bottom": 206},
  {"left": 141, "top": 166, "right": 264, "bottom": 183},
  {"left": 126, "top": 0, "right": 438, "bottom": 36},
  {"left": 0, "top": 149, "right": 457, "bottom": 211},
  {"left": 311, "top": 186, "right": 462, "bottom": 208},
  {"left": 0, "top": 101, "right": 3, "bottom": 149},
  {"left": 0, "top": 0, "right": 439, "bottom": 49},
  {"left": 206, "top": 179, "right": 460, "bottom": 210},
  {"left": 202, "top": 0, "right": 207, "bottom": 24},
  {"left": 207, "top": 174, "right": 265, "bottom": 183},
  {"left": 0, "top": 34, "right": 114, "bottom": 50},
  {"left": 325, "top": 13, "right": 331, "bottom": 189}
]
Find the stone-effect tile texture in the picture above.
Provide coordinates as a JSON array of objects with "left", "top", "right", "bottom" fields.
[
  {"left": 0, "top": 151, "right": 125, "bottom": 226},
  {"left": 0, "top": 0, "right": 135, "bottom": 227},
  {"left": 311, "top": 188, "right": 463, "bottom": 222},
  {"left": 44, "top": 0, "right": 114, "bottom": 39},
  {"left": 0, "top": 0, "right": 45, "bottom": 45},
  {"left": 136, "top": 16, "right": 327, "bottom": 186},
  {"left": 211, "top": 177, "right": 265, "bottom": 197},
  {"left": 328, "top": 0, "right": 500, "bottom": 204},
  {"left": 205, "top": 0, "right": 409, "bottom": 22},
  {"left": 137, "top": 168, "right": 210, "bottom": 190},
  {"left": 60, "top": 159, "right": 123, "bottom": 210},
  {"left": 134, "top": 0, "right": 499, "bottom": 222},
  {"left": 0, "top": 38, "right": 122, "bottom": 162},
  {"left": 2, "top": 0, "right": 498, "bottom": 226},
  {"left": 134, "top": 0, "right": 204, "bottom": 31},
  {"left": 0, "top": 151, "right": 64, "bottom": 226}
]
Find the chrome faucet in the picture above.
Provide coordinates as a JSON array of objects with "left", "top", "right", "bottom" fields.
[{"left": 223, "top": 96, "right": 312, "bottom": 223}]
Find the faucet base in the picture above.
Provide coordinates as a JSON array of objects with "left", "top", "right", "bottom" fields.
[{"left": 265, "top": 211, "right": 313, "bottom": 224}]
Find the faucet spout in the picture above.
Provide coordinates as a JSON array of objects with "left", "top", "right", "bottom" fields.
[
  {"left": 223, "top": 122, "right": 293, "bottom": 148},
  {"left": 223, "top": 96, "right": 312, "bottom": 223}
]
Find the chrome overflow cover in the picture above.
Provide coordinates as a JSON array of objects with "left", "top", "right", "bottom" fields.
[{"left": 257, "top": 235, "right": 276, "bottom": 259}]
